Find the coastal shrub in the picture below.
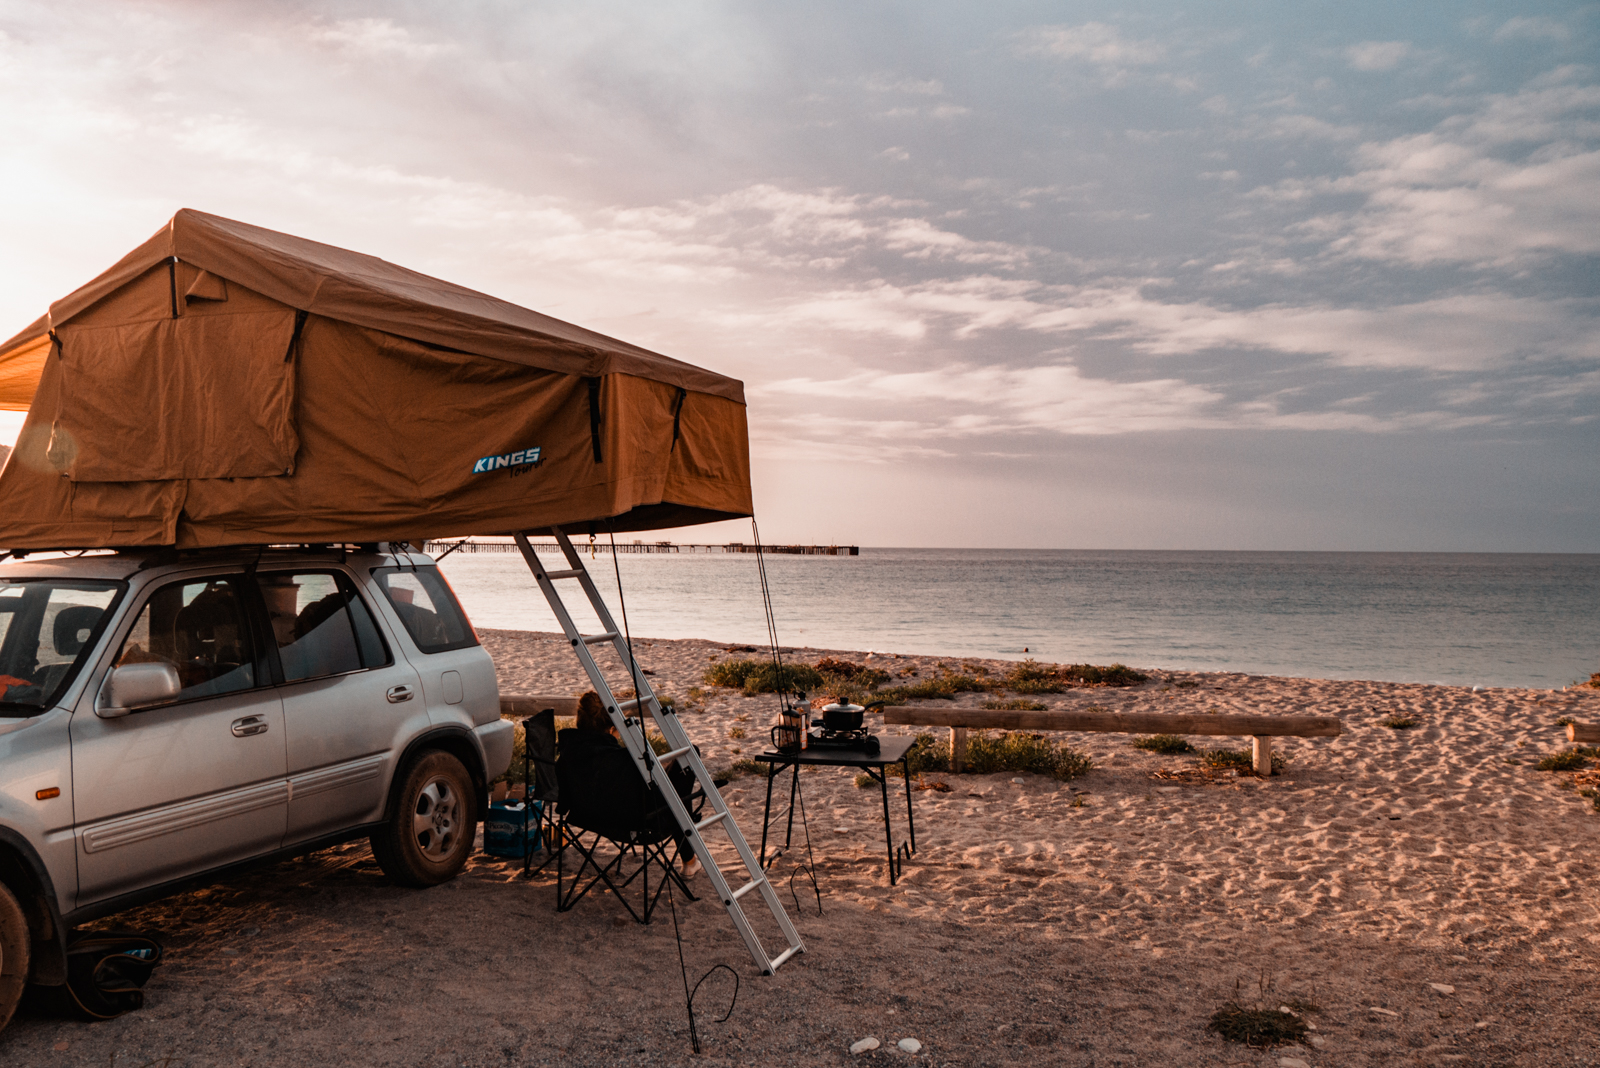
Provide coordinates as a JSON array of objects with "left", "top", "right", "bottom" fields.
[
  {"left": 1201, "top": 747, "right": 1285, "bottom": 775},
  {"left": 716, "top": 758, "right": 765, "bottom": 781},
  {"left": 1004, "top": 659, "right": 1149, "bottom": 693},
  {"left": 1557, "top": 716, "right": 1576, "bottom": 727},
  {"left": 869, "top": 731, "right": 1092, "bottom": 781},
  {"left": 1007, "top": 659, "right": 1065, "bottom": 694},
  {"left": 703, "top": 658, "right": 824, "bottom": 696},
  {"left": 1581, "top": 673, "right": 1600, "bottom": 690},
  {"left": 1060, "top": 662, "right": 1148, "bottom": 687},
  {"left": 1381, "top": 715, "right": 1417, "bottom": 730},
  {"left": 1132, "top": 734, "right": 1194, "bottom": 755},
  {"left": 1537, "top": 749, "right": 1591, "bottom": 772},
  {"left": 983, "top": 698, "right": 1049, "bottom": 711},
  {"left": 1207, "top": 1003, "right": 1308, "bottom": 1047},
  {"left": 870, "top": 671, "right": 995, "bottom": 705},
  {"left": 813, "top": 658, "right": 893, "bottom": 704}
]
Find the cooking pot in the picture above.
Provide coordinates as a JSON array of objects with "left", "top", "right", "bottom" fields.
[{"left": 820, "top": 699, "right": 865, "bottom": 733}]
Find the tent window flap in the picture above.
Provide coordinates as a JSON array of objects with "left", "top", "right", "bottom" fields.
[{"left": 48, "top": 311, "right": 300, "bottom": 483}]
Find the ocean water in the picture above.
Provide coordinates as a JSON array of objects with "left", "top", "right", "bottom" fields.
[{"left": 435, "top": 548, "right": 1600, "bottom": 690}]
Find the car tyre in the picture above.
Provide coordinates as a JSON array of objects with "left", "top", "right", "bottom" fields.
[
  {"left": 0, "top": 881, "right": 31, "bottom": 1033},
  {"left": 370, "top": 751, "right": 477, "bottom": 887}
]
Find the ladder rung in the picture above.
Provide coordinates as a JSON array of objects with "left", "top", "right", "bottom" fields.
[
  {"left": 543, "top": 568, "right": 585, "bottom": 580},
  {"left": 617, "top": 696, "right": 644, "bottom": 711},
  {"left": 576, "top": 631, "right": 618, "bottom": 645},
  {"left": 730, "top": 875, "right": 766, "bottom": 901},
  {"left": 695, "top": 810, "right": 728, "bottom": 833},
  {"left": 768, "top": 945, "right": 802, "bottom": 972},
  {"left": 660, "top": 744, "right": 694, "bottom": 762}
]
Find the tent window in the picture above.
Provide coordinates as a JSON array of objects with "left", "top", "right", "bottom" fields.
[{"left": 49, "top": 311, "right": 300, "bottom": 482}]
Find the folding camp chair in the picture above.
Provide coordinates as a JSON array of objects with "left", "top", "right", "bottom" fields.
[
  {"left": 549, "top": 728, "right": 705, "bottom": 923},
  {"left": 518, "top": 709, "right": 562, "bottom": 877}
]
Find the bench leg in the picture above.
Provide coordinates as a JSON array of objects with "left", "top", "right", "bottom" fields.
[
  {"left": 1251, "top": 736, "right": 1274, "bottom": 777},
  {"left": 950, "top": 726, "right": 968, "bottom": 774}
]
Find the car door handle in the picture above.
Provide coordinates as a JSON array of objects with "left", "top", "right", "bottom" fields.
[
  {"left": 386, "top": 685, "right": 414, "bottom": 704},
  {"left": 231, "top": 715, "right": 269, "bottom": 738}
]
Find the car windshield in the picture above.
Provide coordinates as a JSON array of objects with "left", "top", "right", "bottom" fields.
[{"left": 0, "top": 579, "right": 124, "bottom": 716}]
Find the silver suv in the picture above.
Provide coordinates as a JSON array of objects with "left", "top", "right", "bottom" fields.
[{"left": 0, "top": 545, "right": 511, "bottom": 1030}]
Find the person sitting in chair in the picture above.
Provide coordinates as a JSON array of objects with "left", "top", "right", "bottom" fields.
[{"left": 558, "top": 691, "right": 700, "bottom": 878}]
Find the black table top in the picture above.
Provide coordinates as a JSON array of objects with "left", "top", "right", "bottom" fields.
[{"left": 753, "top": 734, "right": 916, "bottom": 768}]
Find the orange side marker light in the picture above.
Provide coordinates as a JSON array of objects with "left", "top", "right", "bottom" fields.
[{"left": 36, "top": 787, "right": 60, "bottom": 800}]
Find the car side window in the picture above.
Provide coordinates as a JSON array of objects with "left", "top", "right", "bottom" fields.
[
  {"left": 115, "top": 577, "right": 257, "bottom": 702},
  {"left": 371, "top": 566, "right": 477, "bottom": 653},
  {"left": 258, "top": 571, "right": 391, "bottom": 683}
]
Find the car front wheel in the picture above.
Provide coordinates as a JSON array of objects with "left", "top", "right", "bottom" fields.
[
  {"left": 0, "top": 881, "right": 31, "bottom": 1033},
  {"left": 370, "top": 751, "right": 477, "bottom": 888}
]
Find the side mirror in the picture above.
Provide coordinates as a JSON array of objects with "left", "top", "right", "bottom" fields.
[{"left": 98, "top": 663, "right": 182, "bottom": 719}]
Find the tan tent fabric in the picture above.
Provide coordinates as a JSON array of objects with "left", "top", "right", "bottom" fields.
[{"left": 0, "top": 211, "right": 751, "bottom": 549}]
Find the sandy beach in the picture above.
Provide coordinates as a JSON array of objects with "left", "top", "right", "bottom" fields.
[{"left": 5, "top": 629, "right": 1599, "bottom": 1067}]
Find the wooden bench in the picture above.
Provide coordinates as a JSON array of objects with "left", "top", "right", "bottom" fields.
[
  {"left": 881, "top": 706, "right": 1343, "bottom": 777},
  {"left": 1568, "top": 723, "right": 1600, "bottom": 745}
]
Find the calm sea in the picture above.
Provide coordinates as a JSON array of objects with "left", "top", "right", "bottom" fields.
[{"left": 435, "top": 548, "right": 1600, "bottom": 690}]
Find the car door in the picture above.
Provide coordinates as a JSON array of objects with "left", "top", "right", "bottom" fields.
[
  {"left": 260, "top": 568, "right": 426, "bottom": 844},
  {"left": 70, "top": 572, "right": 286, "bottom": 906}
]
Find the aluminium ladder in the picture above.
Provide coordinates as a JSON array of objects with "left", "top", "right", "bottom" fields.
[{"left": 512, "top": 529, "right": 806, "bottom": 975}]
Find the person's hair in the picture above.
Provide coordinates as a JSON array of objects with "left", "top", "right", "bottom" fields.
[{"left": 576, "top": 691, "right": 610, "bottom": 733}]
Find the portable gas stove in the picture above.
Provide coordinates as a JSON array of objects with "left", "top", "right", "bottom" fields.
[{"left": 807, "top": 725, "right": 880, "bottom": 753}]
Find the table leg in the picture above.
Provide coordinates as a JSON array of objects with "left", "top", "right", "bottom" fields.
[
  {"left": 759, "top": 761, "right": 778, "bottom": 867},
  {"left": 878, "top": 766, "right": 898, "bottom": 885},
  {"left": 902, "top": 754, "right": 917, "bottom": 855},
  {"left": 783, "top": 763, "right": 800, "bottom": 851}
]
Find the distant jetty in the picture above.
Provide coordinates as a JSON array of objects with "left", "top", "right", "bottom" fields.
[{"left": 423, "top": 538, "right": 858, "bottom": 556}]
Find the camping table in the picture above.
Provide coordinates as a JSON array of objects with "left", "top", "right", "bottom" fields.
[{"left": 753, "top": 735, "right": 918, "bottom": 885}]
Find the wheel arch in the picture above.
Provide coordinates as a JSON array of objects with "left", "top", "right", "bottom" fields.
[
  {"left": 0, "top": 827, "right": 67, "bottom": 986},
  {"left": 388, "top": 728, "right": 489, "bottom": 821}
]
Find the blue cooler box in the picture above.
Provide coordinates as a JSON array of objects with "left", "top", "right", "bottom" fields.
[{"left": 484, "top": 800, "right": 543, "bottom": 858}]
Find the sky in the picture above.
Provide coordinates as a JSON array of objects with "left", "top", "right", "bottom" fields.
[{"left": 0, "top": 1, "right": 1596, "bottom": 551}]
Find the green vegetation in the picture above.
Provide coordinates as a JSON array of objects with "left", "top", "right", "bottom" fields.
[
  {"left": 869, "top": 671, "right": 995, "bottom": 705},
  {"left": 1006, "top": 659, "right": 1149, "bottom": 693},
  {"left": 862, "top": 731, "right": 1093, "bottom": 782},
  {"left": 1131, "top": 734, "right": 1195, "bottom": 755},
  {"left": 717, "top": 758, "right": 766, "bottom": 781},
  {"left": 1382, "top": 715, "right": 1417, "bottom": 729},
  {"left": 703, "top": 658, "right": 824, "bottom": 696},
  {"left": 1201, "top": 747, "right": 1286, "bottom": 775},
  {"left": 983, "top": 698, "right": 1049, "bottom": 711},
  {"left": 1537, "top": 749, "right": 1592, "bottom": 772},
  {"left": 812, "top": 656, "right": 892, "bottom": 704}
]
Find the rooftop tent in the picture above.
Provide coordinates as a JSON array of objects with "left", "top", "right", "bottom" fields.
[{"left": 0, "top": 209, "right": 751, "bottom": 549}]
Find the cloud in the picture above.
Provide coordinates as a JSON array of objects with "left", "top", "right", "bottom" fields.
[
  {"left": 1345, "top": 41, "right": 1412, "bottom": 72},
  {"left": 1493, "top": 16, "right": 1572, "bottom": 42},
  {"left": 1021, "top": 22, "right": 1165, "bottom": 67},
  {"left": 1248, "top": 76, "right": 1600, "bottom": 268},
  {"left": 308, "top": 18, "right": 454, "bottom": 60}
]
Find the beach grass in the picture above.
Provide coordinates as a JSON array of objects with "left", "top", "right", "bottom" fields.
[
  {"left": 1201, "top": 746, "right": 1285, "bottom": 774},
  {"left": 1382, "top": 715, "right": 1417, "bottom": 729},
  {"left": 858, "top": 730, "right": 1093, "bottom": 784},
  {"left": 1006, "top": 658, "right": 1149, "bottom": 693},
  {"left": 869, "top": 671, "right": 996, "bottom": 704},
  {"left": 1132, "top": 734, "right": 1195, "bottom": 754},
  {"left": 704, "top": 658, "right": 825, "bottom": 696},
  {"left": 1537, "top": 749, "right": 1594, "bottom": 772},
  {"left": 983, "top": 698, "right": 1049, "bottom": 710}
]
